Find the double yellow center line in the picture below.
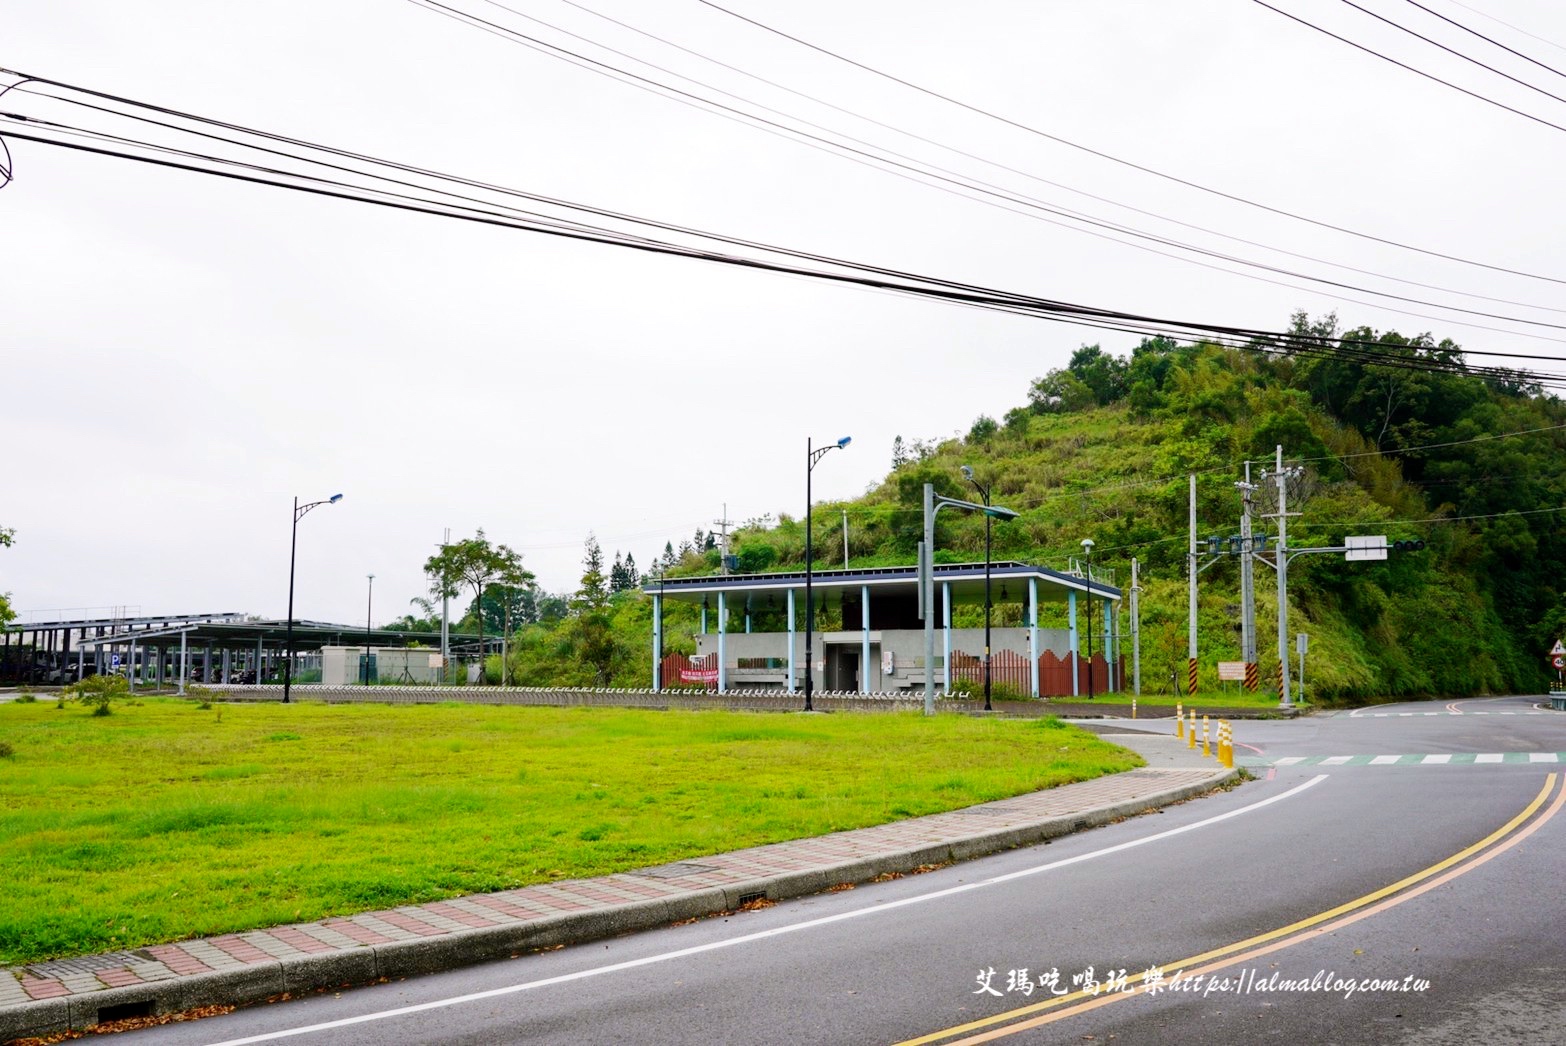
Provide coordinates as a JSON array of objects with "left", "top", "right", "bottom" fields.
[{"left": 900, "top": 773, "right": 1564, "bottom": 1045}]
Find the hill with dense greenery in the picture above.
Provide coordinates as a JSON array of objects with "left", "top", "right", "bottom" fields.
[{"left": 412, "top": 313, "right": 1566, "bottom": 703}]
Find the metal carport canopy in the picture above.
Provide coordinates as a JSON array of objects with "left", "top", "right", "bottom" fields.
[{"left": 642, "top": 560, "right": 1121, "bottom": 605}]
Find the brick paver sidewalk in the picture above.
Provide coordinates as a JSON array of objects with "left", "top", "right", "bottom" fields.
[{"left": 1, "top": 730, "right": 1232, "bottom": 1040}]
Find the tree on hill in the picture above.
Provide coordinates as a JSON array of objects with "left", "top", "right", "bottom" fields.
[
  {"left": 0, "top": 526, "right": 13, "bottom": 629},
  {"left": 444, "top": 315, "right": 1566, "bottom": 699},
  {"left": 571, "top": 534, "right": 617, "bottom": 684},
  {"left": 1066, "top": 343, "right": 1130, "bottom": 405},
  {"left": 1028, "top": 369, "right": 1094, "bottom": 413},
  {"left": 425, "top": 530, "right": 532, "bottom": 677},
  {"left": 576, "top": 534, "right": 609, "bottom": 614}
]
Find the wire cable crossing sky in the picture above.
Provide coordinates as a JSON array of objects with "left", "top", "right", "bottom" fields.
[{"left": 3, "top": 0, "right": 1563, "bottom": 622}]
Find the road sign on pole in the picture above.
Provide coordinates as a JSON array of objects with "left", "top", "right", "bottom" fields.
[
  {"left": 1345, "top": 536, "right": 1388, "bottom": 561},
  {"left": 1550, "top": 639, "right": 1566, "bottom": 657}
]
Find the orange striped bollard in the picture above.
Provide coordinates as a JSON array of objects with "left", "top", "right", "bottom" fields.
[
  {"left": 1176, "top": 701, "right": 1184, "bottom": 739},
  {"left": 1220, "top": 720, "right": 1234, "bottom": 768},
  {"left": 1202, "top": 715, "right": 1210, "bottom": 757},
  {"left": 1187, "top": 709, "right": 1197, "bottom": 749}
]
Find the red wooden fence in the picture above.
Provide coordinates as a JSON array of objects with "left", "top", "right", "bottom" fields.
[{"left": 662, "top": 649, "right": 1126, "bottom": 696}]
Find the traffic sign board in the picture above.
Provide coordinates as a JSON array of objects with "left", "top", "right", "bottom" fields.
[
  {"left": 1553, "top": 655, "right": 1564, "bottom": 671},
  {"left": 1345, "top": 535, "right": 1388, "bottom": 561},
  {"left": 1551, "top": 639, "right": 1566, "bottom": 656}
]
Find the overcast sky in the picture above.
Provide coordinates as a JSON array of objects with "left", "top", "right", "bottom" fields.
[{"left": 5, "top": 0, "right": 1565, "bottom": 627}]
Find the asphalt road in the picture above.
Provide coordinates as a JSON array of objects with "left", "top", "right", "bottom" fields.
[{"left": 112, "top": 695, "right": 1566, "bottom": 1045}]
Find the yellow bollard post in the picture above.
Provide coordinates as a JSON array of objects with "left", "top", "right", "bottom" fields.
[
  {"left": 1219, "top": 720, "right": 1233, "bottom": 768},
  {"left": 1132, "top": 698, "right": 1137, "bottom": 719},
  {"left": 1202, "top": 715, "right": 1211, "bottom": 757},
  {"left": 1176, "top": 702, "right": 1184, "bottom": 739},
  {"left": 1187, "top": 709, "right": 1197, "bottom": 749}
]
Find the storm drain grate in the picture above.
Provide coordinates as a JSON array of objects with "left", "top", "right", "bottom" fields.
[
  {"left": 26, "top": 951, "right": 144, "bottom": 979},
  {"left": 630, "top": 861, "right": 721, "bottom": 879}
]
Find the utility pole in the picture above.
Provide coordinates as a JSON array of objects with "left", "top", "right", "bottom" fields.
[
  {"left": 842, "top": 509, "right": 849, "bottom": 569},
  {"left": 440, "top": 528, "right": 450, "bottom": 678},
  {"left": 1264, "top": 445, "right": 1301, "bottom": 710},
  {"left": 714, "top": 504, "right": 734, "bottom": 574},
  {"left": 1237, "top": 463, "right": 1259, "bottom": 692},
  {"left": 1130, "top": 557, "right": 1141, "bottom": 696},
  {"left": 1187, "top": 473, "right": 1198, "bottom": 695}
]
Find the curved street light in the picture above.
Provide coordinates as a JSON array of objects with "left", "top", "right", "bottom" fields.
[
  {"left": 805, "top": 436, "right": 850, "bottom": 711},
  {"left": 1081, "top": 537, "right": 1095, "bottom": 700},
  {"left": 284, "top": 493, "right": 342, "bottom": 704},
  {"left": 960, "top": 465, "right": 996, "bottom": 711},
  {"left": 922, "top": 483, "right": 1019, "bottom": 715}
]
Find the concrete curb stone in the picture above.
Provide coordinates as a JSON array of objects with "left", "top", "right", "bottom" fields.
[{"left": 0, "top": 759, "right": 1235, "bottom": 1042}]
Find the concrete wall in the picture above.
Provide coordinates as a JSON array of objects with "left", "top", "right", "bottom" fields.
[
  {"left": 322, "top": 646, "right": 442, "bottom": 686},
  {"left": 693, "top": 627, "right": 1075, "bottom": 692}
]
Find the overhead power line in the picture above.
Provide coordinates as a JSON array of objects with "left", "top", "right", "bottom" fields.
[
  {"left": 1253, "top": 0, "right": 1566, "bottom": 137},
  {"left": 394, "top": 0, "right": 1566, "bottom": 345},
  {"left": 1445, "top": 0, "right": 1566, "bottom": 56},
  {"left": 445, "top": 0, "right": 1566, "bottom": 326},
  {"left": 1335, "top": 0, "right": 1566, "bottom": 108},
  {"left": 1402, "top": 0, "right": 1566, "bottom": 81},
  {"left": 696, "top": 0, "right": 1566, "bottom": 288},
  {"left": 4, "top": 71, "right": 1565, "bottom": 392}
]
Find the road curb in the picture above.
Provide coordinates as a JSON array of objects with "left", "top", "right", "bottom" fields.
[{"left": 1, "top": 767, "right": 1235, "bottom": 1041}]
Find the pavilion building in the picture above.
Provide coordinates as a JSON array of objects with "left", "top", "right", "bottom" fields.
[{"left": 645, "top": 560, "right": 1122, "bottom": 698}]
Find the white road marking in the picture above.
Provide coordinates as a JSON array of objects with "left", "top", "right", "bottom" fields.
[
  {"left": 1274, "top": 756, "right": 1307, "bottom": 765},
  {"left": 1476, "top": 754, "right": 1505, "bottom": 764},
  {"left": 1322, "top": 756, "right": 1353, "bottom": 765},
  {"left": 1370, "top": 756, "right": 1403, "bottom": 765},
  {"left": 1529, "top": 753, "right": 1559, "bottom": 763},
  {"left": 1422, "top": 754, "right": 1453, "bottom": 764},
  {"left": 200, "top": 777, "right": 1330, "bottom": 1045}
]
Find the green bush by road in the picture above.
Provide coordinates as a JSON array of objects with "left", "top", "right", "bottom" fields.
[{"left": 0, "top": 698, "right": 1140, "bottom": 964}]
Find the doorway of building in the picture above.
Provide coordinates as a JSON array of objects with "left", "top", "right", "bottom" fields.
[{"left": 827, "top": 647, "right": 860, "bottom": 691}]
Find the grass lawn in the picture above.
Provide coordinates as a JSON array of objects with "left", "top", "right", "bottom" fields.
[{"left": 0, "top": 697, "right": 1141, "bottom": 965}]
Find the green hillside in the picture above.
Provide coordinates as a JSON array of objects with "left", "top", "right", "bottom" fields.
[
  {"left": 696, "top": 318, "right": 1566, "bottom": 701},
  {"left": 482, "top": 315, "right": 1566, "bottom": 703}
]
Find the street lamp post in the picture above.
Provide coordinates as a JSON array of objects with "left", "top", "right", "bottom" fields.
[
  {"left": 1081, "top": 537, "right": 1095, "bottom": 699},
  {"left": 960, "top": 466, "right": 995, "bottom": 711},
  {"left": 922, "top": 482, "right": 1020, "bottom": 715},
  {"left": 805, "top": 435, "right": 851, "bottom": 711},
  {"left": 284, "top": 492, "right": 343, "bottom": 704},
  {"left": 364, "top": 573, "right": 374, "bottom": 685}
]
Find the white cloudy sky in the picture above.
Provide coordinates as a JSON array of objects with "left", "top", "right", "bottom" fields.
[{"left": 4, "top": 0, "right": 1564, "bottom": 626}]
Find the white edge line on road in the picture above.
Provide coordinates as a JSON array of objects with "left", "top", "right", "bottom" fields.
[{"left": 202, "top": 774, "right": 1328, "bottom": 1046}]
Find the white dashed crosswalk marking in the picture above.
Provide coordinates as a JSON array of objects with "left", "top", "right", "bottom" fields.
[{"left": 1243, "top": 751, "right": 1566, "bottom": 768}]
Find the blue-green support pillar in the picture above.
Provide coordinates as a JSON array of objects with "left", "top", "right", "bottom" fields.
[
  {"left": 1069, "top": 590, "right": 1080, "bottom": 696},
  {"left": 716, "top": 591, "right": 727, "bottom": 691},
  {"left": 860, "top": 584, "right": 871, "bottom": 694},
  {"left": 786, "top": 588, "right": 797, "bottom": 693}
]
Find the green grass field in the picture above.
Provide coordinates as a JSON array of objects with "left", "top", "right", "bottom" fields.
[{"left": 0, "top": 698, "right": 1141, "bottom": 965}]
